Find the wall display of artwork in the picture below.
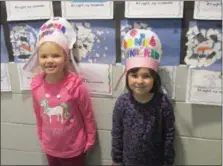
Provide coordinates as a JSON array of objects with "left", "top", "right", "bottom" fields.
[
  {"left": 184, "top": 20, "right": 222, "bottom": 71},
  {"left": 193, "top": 1, "right": 222, "bottom": 20},
  {"left": 71, "top": 20, "right": 116, "bottom": 64},
  {"left": 0, "top": 1, "right": 221, "bottom": 105},
  {"left": 9, "top": 21, "right": 44, "bottom": 63},
  {"left": 6, "top": 1, "right": 53, "bottom": 21},
  {"left": 186, "top": 68, "right": 221, "bottom": 106},
  {"left": 120, "top": 19, "right": 182, "bottom": 66},
  {"left": 125, "top": 1, "right": 184, "bottom": 18},
  {"left": 61, "top": 1, "right": 113, "bottom": 19}
]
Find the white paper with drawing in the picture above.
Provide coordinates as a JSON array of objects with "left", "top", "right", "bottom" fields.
[
  {"left": 125, "top": 1, "right": 184, "bottom": 18},
  {"left": 6, "top": 1, "right": 53, "bottom": 21},
  {"left": 186, "top": 69, "right": 221, "bottom": 106},
  {"left": 193, "top": 1, "right": 222, "bottom": 20},
  {"left": 79, "top": 63, "right": 112, "bottom": 95},
  {"left": 158, "top": 66, "right": 176, "bottom": 100},
  {"left": 61, "top": 1, "right": 113, "bottom": 19},
  {"left": 17, "top": 63, "right": 33, "bottom": 90},
  {"left": 1, "top": 63, "right": 11, "bottom": 92}
]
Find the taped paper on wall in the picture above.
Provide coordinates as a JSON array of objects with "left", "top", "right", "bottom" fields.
[
  {"left": 6, "top": 1, "right": 53, "bottom": 21},
  {"left": 17, "top": 63, "right": 33, "bottom": 90},
  {"left": 79, "top": 63, "right": 112, "bottom": 96},
  {"left": 1, "top": 63, "right": 11, "bottom": 92},
  {"left": 186, "top": 68, "right": 221, "bottom": 106},
  {"left": 193, "top": 1, "right": 222, "bottom": 20},
  {"left": 125, "top": 1, "right": 184, "bottom": 18},
  {"left": 61, "top": 1, "right": 113, "bottom": 19}
]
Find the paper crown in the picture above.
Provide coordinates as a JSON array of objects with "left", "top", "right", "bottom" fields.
[
  {"left": 123, "top": 28, "right": 162, "bottom": 72},
  {"left": 22, "top": 17, "right": 79, "bottom": 73},
  {"left": 38, "top": 17, "right": 76, "bottom": 49}
]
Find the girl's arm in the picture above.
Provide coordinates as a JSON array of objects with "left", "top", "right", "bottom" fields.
[
  {"left": 31, "top": 92, "right": 42, "bottom": 141},
  {"left": 111, "top": 97, "right": 124, "bottom": 164},
  {"left": 162, "top": 96, "right": 175, "bottom": 166},
  {"left": 78, "top": 84, "right": 96, "bottom": 153}
]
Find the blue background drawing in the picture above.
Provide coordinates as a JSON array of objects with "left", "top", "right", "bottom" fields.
[
  {"left": 9, "top": 21, "right": 44, "bottom": 63},
  {"left": 1, "top": 25, "right": 9, "bottom": 63},
  {"left": 71, "top": 20, "right": 116, "bottom": 64},
  {"left": 186, "top": 20, "right": 222, "bottom": 71},
  {"left": 120, "top": 19, "right": 182, "bottom": 66}
]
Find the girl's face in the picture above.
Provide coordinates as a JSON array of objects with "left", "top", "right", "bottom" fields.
[
  {"left": 128, "top": 68, "right": 154, "bottom": 96},
  {"left": 38, "top": 42, "right": 67, "bottom": 76}
]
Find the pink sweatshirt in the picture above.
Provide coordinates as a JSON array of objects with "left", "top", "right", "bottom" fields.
[{"left": 31, "top": 72, "right": 96, "bottom": 158}]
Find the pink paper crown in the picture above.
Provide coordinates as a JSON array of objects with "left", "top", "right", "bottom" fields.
[
  {"left": 123, "top": 29, "right": 162, "bottom": 72},
  {"left": 22, "top": 17, "right": 79, "bottom": 73}
]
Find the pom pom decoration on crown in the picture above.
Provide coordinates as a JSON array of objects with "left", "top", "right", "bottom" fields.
[{"left": 123, "top": 29, "right": 162, "bottom": 61}]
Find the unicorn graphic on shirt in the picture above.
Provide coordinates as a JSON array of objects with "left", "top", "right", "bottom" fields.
[{"left": 40, "top": 99, "right": 70, "bottom": 124}]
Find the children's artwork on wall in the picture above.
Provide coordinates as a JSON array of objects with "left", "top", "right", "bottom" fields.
[
  {"left": 6, "top": 1, "right": 54, "bottom": 21},
  {"left": 79, "top": 63, "right": 112, "bottom": 96},
  {"left": 71, "top": 20, "right": 116, "bottom": 64},
  {"left": 184, "top": 21, "right": 222, "bottom": 71},
  {"left": 186, "top": 68, "right": 221, "bottom": 106},
  {"left": 193, "top": 1, "right": 221, "bottom": 20},
  {"left": 9, "top": 21, "right": 44, "bottom": 63},
  {"left": 1, "top": 63, "right": 11, "bottom": 92},
  {"left": 120, "top": 19, "right": 182, "bottom": 66},
  {"left": 1, "top": 25, "right": 9, "bottom": 63}
]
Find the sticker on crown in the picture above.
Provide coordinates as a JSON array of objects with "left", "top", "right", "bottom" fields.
[{"left": 123, "top": 29, "right": 162, "bottom": 61}]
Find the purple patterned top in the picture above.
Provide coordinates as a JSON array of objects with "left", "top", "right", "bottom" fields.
[{"left": 111, "top": 92, "right": 175, "bottom": 166}]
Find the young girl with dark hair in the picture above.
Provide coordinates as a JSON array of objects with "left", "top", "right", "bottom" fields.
[{"left": 112, "top": 29, "right": 175, "bottom": 166}]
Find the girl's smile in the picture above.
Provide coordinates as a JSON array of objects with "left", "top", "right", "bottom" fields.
[
  {"left": 38, "top": 41, "right": 68, "bottom": 83},
  {"left": 38, "top": 42, "right": 67, "bottom": 82},
  {"left": 128, "top": 68, "right": 154, "bottom": 95}
]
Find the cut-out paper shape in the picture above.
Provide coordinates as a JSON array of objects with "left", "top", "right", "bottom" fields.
[
  {"left": 9, "top": 22, "right": 44, "bottom": 63},
  {"left": 71, "top": 20, "right": 116, "bottom": 64},
  {"left": 184, "top": 21, "right": 222, "bottom": 71}
]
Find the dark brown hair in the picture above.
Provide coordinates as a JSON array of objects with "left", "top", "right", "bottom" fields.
[{"left": 126, "top": 67, "right": 161, "bottom": 94}]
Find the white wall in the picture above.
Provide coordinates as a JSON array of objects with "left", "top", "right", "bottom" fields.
[{"left": 1, "top": 63, "right": 222, "bottom": 165}]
